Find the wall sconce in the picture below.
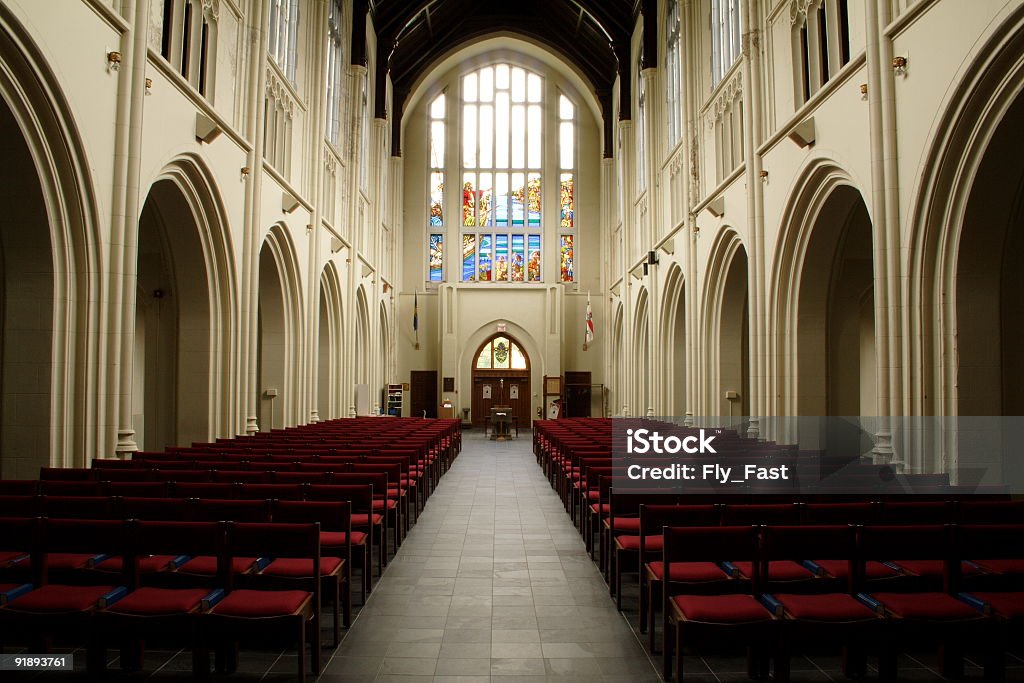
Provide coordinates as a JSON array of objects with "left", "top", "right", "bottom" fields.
[
  {"left": 240, "top": 166, "right": 251, "bottom": 179},
  {"left": 107, "top": 50, "right": 122, "bottom": 72},
  {"left": 759, "top": 169, "right": 769, "bottom": 182},
  {"left": 145, "top": 77, "right": 153, "bottom": 94},
  {"left": 892, "top": 55, "right": 908, "bottom": 76},
  {"left": 860, "top": 83, "right": 868, "bottom": 100}
]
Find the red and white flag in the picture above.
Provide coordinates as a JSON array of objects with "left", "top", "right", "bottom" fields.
[{"left": 584, "top": 292, "right": 594, "bottom": 349}]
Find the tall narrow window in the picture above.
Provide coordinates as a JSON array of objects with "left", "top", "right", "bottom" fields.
[
  {"left": 198, "top": 18, "right": 210, "bottom": 96},
  {"left": 711, "top": 0, "right": 742, "bottom": 86},
  {"left": 796, "top": 1, "right": 852, "bottom": 104},
  {"left": 180, "top": 0, "right": 192, "bottom": 78},
  {"left": 325, "top": 0, "right": 345, "bottom": 145},
  {"left": 636, "top": 54, "right": 646, "bottom": 191},
  {"left": 458, "top": 64, "right": 546, "bottom": 283},
  {"left": 818, "top": 4, "right": 830, "bottom": 84},
  {"left": 161, "top": 0, "right": 174, "bottom": 59},
  {"left": 559, "top": 93, "right": 575, "bottom": 282},
  {"left": 269, "top": 0, "right": 299, "bottom": 83},
  {"left": 665, "top": 0, "right": 682, "bottom": 148},
  {"left": 359, "top": 67, "right": 369, "bottom": 191}
]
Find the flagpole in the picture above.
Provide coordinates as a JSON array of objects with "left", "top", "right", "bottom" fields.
[{"left": 414, "top": 289, "right": 420, "bottom": 350}]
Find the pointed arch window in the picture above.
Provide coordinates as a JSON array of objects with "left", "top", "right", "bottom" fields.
[
  {"left": 665, "top": 0, "right": 682, "bottom": 148},
  {"left": 475, "top": 336, "right": 528, "bottom": 370}
]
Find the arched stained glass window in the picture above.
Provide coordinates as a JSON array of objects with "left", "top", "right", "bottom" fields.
[{"left": 475, "top": 336, "right": 528, "bottom": 370}]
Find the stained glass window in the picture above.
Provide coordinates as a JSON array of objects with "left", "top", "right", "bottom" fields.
[
  {"left": 559, "top": 174, "right": 574, "bottom": 228},
  {"left": 462, "top": 234, "right": 476, "bottom": 282},
  {"left": 478, "top": 234, "right": 492, "bottom": 281},
  {"left": 560, "top": 235, "right": 574, "bottom": 282},
  {"left": 495, "top": 234, "right": 508, "bottom": 281},
  {"left": 527, "top": 234, "right": 541, "bottom": 282},
  {"left": 511, "top": 234, "right": 525, "bottom": 281},
  {"left": 475, "top": 336, "right": 529, "bottom": 370},
  {"left": 430, "top": 172, "right": 444, "bottom": 226},
  {"left": 429, "top": 234, "right": 443, "bottom": 282}
]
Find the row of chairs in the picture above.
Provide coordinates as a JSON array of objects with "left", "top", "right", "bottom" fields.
[
  {"left": 659, "top": 523, "right": 1023, "bottom": 682},
  {"left": 1, "top": 517, "right": 334, "bottom": 682},
  {"left": 0, "top": 495, "right": 359, "bottom": 634}
]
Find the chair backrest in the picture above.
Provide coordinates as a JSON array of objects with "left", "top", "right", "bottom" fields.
[
  {"left": 0, "top": 516, "right": 36, "bottom": 555},
  {"left": 0, "top": 495, "right": 39, "bottom": 518},
  {"left": 0, "top": 480, "right": 39, "bottom": 495},
  {"left": 957, "top": 500, "right": 1024, "bottom": 524},
  {"left": 855, "top": 524, "right": 952, "bottom": 590},
  {"left": 170, "top": 482, "right": 235, "bottom": 499},
  {"left": 154, "top": 469, "right": 211, "bottom": 482},
  {"left": 134, "top": 520, "right": 226, "bottom": 583},
  {"left": 41, "top": 495, "right": 115, "bottom": 520},
  {"left": 40, "top": 480, "right": 105, "bottom": 496},
  {"left": 211, "top": 470, "right": 268, "bottom": 483},
  {"left": 40, "top": 467, "right": 92, "bottom": 481},
  {"left": 878, "top": 501, "right": 956, "bottom": 524},
  {"left": 803, "top": 502, "right": 877, "bottom": 525},
  {"left": 305, "top": 484, "right": 373, "bottom": 511},
  {"left": 121, "top": 496, "right": 193, "bottom": 521},
  {"left": 237, "top": 483, "right": 305, "bottom": 501},
  {"left": 106, "top": 481, "right": 168, "bottom": 498},
  {"left": 721, "top": 503, "right": 801, "bottom": 525},
  {"left": 192, "top": 498, "right": 270, "bottom": 522},
  {"left": 36, "top": 518, "right": 134, "bottom": 584},
  {"left": 763, "top": 524, "right": 856, "bottom": 591},
  {"left": 224, "top": 522, "right": 320, "bottom": 599},
  {"left": 640, "top": 504, "right": 720, "bottom": 535},
  {"left": 662, "top": 525, "right": 759, "bottom": 565},
  {"left": 272, "top": 500, "right": 351, "bottom": 533}
]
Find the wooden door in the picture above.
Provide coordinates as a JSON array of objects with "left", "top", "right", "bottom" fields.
[
  {"left": 564, "top": 371, "right": 592, "bottom": 417},
  {"left": 471, "top": 371, "right": 531, "bottom": 428},
  {"left": 409, "top": 371, "right": 438, "bottom": 418}
]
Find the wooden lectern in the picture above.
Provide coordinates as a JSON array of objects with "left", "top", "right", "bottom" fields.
[{"left": 489, "top": 405, "right": 514, "bottom": 440}]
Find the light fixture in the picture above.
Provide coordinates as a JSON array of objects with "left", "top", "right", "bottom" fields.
[
  {"left": 145, "top": 77, "right": 153, "bottom": 94},
  {"left": 892, "top": 55, "right": 908, "bottom": 76},
  {"left": 240, "top": 166, "right": 251, "bottom": 179},
  {"left": 759, "top": 169, "right": 769, "bottom": 181},
  {"left": 107, "top": 50, "right": 121, "bottom": 72},
  {"left": 860, "top": 83, "right": 868, "bottom": 99}
]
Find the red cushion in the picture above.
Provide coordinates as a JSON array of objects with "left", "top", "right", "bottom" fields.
[
  {"left": 893, "top": 560, "right": 980, "bottom": 577},
  {"left": 611, "top": 517, "right": 641, "bottom": 531},
  {"left": 587, "top": 490, "right": 600, "bottom": 500},
  {"left": 371, "top": 499, "right": 397, "bottom": 510},
  {"left": 774, "top": 593, "right": 878, "bottom": 621},
  {"left": 871, "top": 592, "right": 983, "bottom": 620},
  {"left": 107, "top": 588, "right": 208, "bottom": 615},
  {"left": 6, "top": 584, "right": 115, "bottom": 612},
  {"left": 351, "top": 513, "right": 383, "bottom": 527},
  {"left": 970, "top": 592, "right": 1024, "bottom": 619},
  {"left": 731, "top": 561, "right": 814, "bottom": 581},
  {"left": 672, "top": 594, "right": 772, "bottom": 623},
  {"left": 815, "top": 559, "right": 897, "bottom": 580},
  {"left": 46, "top": 553, "right": 100, "bottom": 570},
  {"left": 616, "top": 535, "right": 663, "bottom": 551},
  {"left": 179, "top": 556, "right": 257, "bottom": 575},
  {"left": 648, "top": 561, "right": 730, "bottom": 583},
  {"left": 973, "top": 559, "right": 1024, "bottom": 575},
  {"left": 0, "top": 551, "right": 27, "bottom": 566},
  {"left": 321, "top": 531, "right": 368, "bottom": 546},
  {"left": 211, "top": 589, "right": 311, "bottom": 617},
  {"left": 96, "top": 555, "right": 177, "bottom": 574},
  {"left": 261, "top": 557, "right": 343, "bottom": 578},
  {"left": 589, "top": 503, "right": 610, "bottom": 514}
]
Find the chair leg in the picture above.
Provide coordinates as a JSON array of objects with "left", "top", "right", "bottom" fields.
[
  {"left": 841, "top": 643, "right": 866, "bottom": 679},
  {"left": 939, "top": 641, "right": 964, "bottom": 679},
  {"left": 662, "top": 618, "right": 673, "bottom": 680},
  {"left": 296, "top": 623, "right": 307, "bottom": 683},
  {"left": 639, "top": 573, "right": 648, "bottom": 633},
  {"left": 677, "top": 623, "right": 686, "bottom": 683},
  {"left": 878, "top": 644, "right": 898, "bottom": 682},
  {"left": 648, "top": 581, "right": 660, "bottom": 653}
]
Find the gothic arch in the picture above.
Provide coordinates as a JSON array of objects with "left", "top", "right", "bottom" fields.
[
  {"left": 770, "top": 160, "right": 875, "bottom": 418},
  {"left": 0, "top": 5, "right": 100, "bottom": 474},
  {"left": 660, "top": 263, "right": 687, "bottom": 416},
  {"left": 702, "top": 227, "right": 749, "bottom": 421},
  {"left": 907, "top": 2, "right": 1024, "bottom": 420},
  {"left": 633, "top": 286, "right": 651, "bottom": 416},
  {"left": 316, "top": 262, "right": 344, "bottom": 421},
  {"left": 257, "top": 224, "right": 304, "bottom": 429}
]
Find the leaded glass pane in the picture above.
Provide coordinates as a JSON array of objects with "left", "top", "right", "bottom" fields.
[
  {"left": 511, "top": 234, "right": 525, "bottom": 281},
  {"left": 560, "top": 235, "right": 574, "bottom": 282},
  {"left": 462, "top": 233, "right": 476, "bottom": 281},
  {"left": 528, "top": 234, "right": 541, "bottom": 281},
  {"left": 511, "top": 343, "right": 526, "bottom": 369},
  {"left": 495, "top": 234, "right": 509, "bottom": 281},
  {"left": 429, "top": 234, "right": 443, "bottom": 282}
]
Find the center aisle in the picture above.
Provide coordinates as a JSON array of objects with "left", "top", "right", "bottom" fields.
[{"left": 323, "top": 429, "right": 660, "bottom": 682}]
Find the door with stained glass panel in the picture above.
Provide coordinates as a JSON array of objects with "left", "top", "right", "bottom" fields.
[{"left": 470, "top": 334, "right": 531, "bottom": 428}]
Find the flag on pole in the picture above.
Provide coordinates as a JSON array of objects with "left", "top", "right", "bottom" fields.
[
  {"left": 584, "top": 291, "right": 594, "bottom": 350},
  {"left": 413, "top": 291, "right": 420, "bottom": 349}
]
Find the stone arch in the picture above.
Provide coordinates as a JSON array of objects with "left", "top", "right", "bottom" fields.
[
  {"left": 316, "top": 262, "right": 344, "bottom": 421},
  {"left": 354, "top": 285, "right": 371, "bottom": 390},
  {"left": 660, "top": 263, "right": 687, "bottom": 417},
  {"left": 133, "top": 155, "right": 236, "bottom": 449},
  {"left": 633, "top": 286, "right": 651, "bottom": 416},
  {"left": 257, "top": 224, "right": 304, "bottom": 430},
  {"left": 0, "top": 6, "right": 99, "bottom": 475},
  {"left": 610, "top": 301, "right": 624, "bottom": 414},
  {"left": 771, "top": 161, "right": 875, "bottom": 418},
  {"left": 702, "top": 227, "right": 749, "bottom": 422}
]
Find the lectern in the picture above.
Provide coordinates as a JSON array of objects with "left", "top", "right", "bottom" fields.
[{"left": 489, "top": 405, "right": 514, "bottom": 440}]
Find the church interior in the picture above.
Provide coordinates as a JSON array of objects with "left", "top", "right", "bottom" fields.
[{"left": 0, "top": 0, "right": 1023, "bottom": 680}]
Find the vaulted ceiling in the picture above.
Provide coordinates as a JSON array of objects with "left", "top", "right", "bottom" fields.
[{"left": 354, "top": 0, "right": 656, "bottom": 157}]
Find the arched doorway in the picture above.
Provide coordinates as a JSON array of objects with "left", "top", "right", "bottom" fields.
[
  {"left": 706, "top": 231, "right": 750, "bottom": 422},
  {"left": 662, "top": 265, "right": 687, "bottom": 416},
  {"left": 133, "top": 166, "right": 232, "bottom": 450},
  {"left": 316, "top": 264, "right": 343, "bottom": 422},
  {"left": 471, "top": 334, "right": 530, "bottom": 428},
  {"left": 257, "top": 227, "right": 302, "bottom": 431},
  {"left": 633, "top": 288, "right": 651, "bottom": 416}
]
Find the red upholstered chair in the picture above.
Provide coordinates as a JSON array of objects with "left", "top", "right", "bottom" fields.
[
  {"left": 0, "top": 518, "right": 134, "bottom": 673},
  {"left": 93, "top": 521, "right": 226, "bottom": 676},
  {"left": 662, "top": 525, "right": 774, "bottom": 681},
  {"left": 175, "top": 500, "right": 270, "bottom": 579},
  {"left": 720, "top": 504, "right": 813, "bottom": 585},
  {"left": 202, "top": 522, "right": 322, "bottom": 682},
  {"left": 270, "top": 499, "right": 353, "bottom": 643},
  {"left": 953, "top": 523, "right": 1024, "bottom": 681},
  {"left": 761, "top": 525, "right": 880, "bottom": 681},
  {"left": 638, "top": 504, "right": 725, "bottom": 654},
  {"left": 856, "top": 524, "right": 986, "bottom": 680},
  {"left": 306, "top": 483, "right": 377, "bottom": 598}
]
